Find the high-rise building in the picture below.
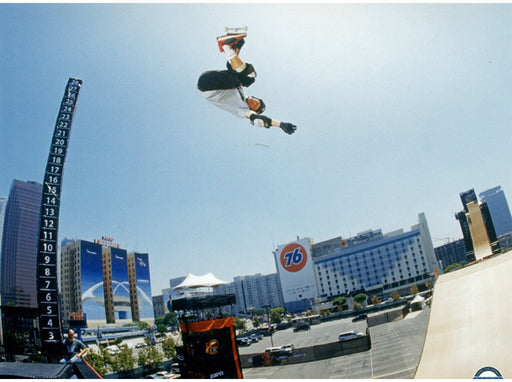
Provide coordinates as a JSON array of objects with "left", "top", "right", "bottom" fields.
[
  {"left": 479, "top": 186, "right": 512, "bottom": 236},
  {"left": 460, "top": 189, "right": 478, "bottom": 213},
  {"left": 0, "top": 180, "right": 42, "bottom": 307},
  {"left": 434, "top": 239, "right": 468, "bottom": 270},
  {"left": 216, "top": 273, "right": 283, "bottom": 315},
  {"left": 0, "top": 196, "right": 7, "bottom": 254},
  {"left": 274, "top": 213, "right": 439, "bottom": 313},
  {"left": 127, "top": 252, "right": 153, "bottom": 321},
  {"left": 456, "top": 189, "right": 501, "bottom": 262},
  {"left": 60, "top": 238, "right": 154, "bottom": 327},
  {"left": 455, "top": 210, "right": 474, "bottom": 260},
  {"left": 153, "top": 288, "right": 170, "bottom": 318}
]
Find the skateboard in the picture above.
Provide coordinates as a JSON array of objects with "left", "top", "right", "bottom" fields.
[{"left": 225, "top": 26, "right": 248, "bottom": 34}]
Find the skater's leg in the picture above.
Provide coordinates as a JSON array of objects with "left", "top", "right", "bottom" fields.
[
  {"left": 222, "top": 45, "right": 256, "bottom": 87},
  {"left": 223, "top": 45, "right": 246, "bottom": 73},
  {"left": 197, "top": 70, "right": 239, "bottom": 91}
]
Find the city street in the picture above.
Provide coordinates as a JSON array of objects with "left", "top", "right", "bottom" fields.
[{"left": 241, "top": 309, "right": 430, "bottom": 379}]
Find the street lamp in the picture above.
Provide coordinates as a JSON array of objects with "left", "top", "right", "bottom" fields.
[{"left": 263, "top": 305, "right": 274, "bottom": 347}]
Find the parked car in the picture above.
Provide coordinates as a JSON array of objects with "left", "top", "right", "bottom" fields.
[
  {"left": 264, "top": 347, "right": 291, "bottom": 362},
  {"left": 352, "top": 314, "right": 368, "bottom": 322},
  {"left": 338, "top": 330, "right": 364, "bottom": 342},
  {"left": 236, "top": 337, "right": 252, "bottom": 346},
  {"left": 280, "top": 344, "right": 294, "bottom": 354},
  {"left": 249, "top": 334, "right": 262, "bottom": 342},
  {"left": 169, "top": 363, "right": 180, "bottom": 374},
  {"left": 293, "top": 323, "right": 311, "bottom": 332},
  {"left": 148, "top": 371, "right": 179, "bottom": 379},
  {"left": 106, "top": 345, "right": 121, "bottom": 355}
]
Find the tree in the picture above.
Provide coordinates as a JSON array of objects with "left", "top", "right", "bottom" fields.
[
  {"left": 370, "top": 295, "right": 381, "bottom": 305},
  {"left": 99, "top": 347, "right": 114, "bottom": 372},
  {"left": 126, "top": 321, "right": 150, "bottom": 331},
  {"left": 391, "top": 290, "right": 401, "bottom": 300},
  {"left": 410, "top": 284, "right": 419, "bottom": 295},
  {"left": 332, "top": 296, "right": 347, "bottom": 312},
  {"left": 353, "top": 293, "right": 367, "bottom": 305},
  {"left": 156, "top": 323, "right": 168, "bottom": 333},
  {"left": 162, "top": 312, "right": 178, "bottom": 328},
  {"left": 138, "top": 343, "right": 163, "bottom": 369},
  {"left": 269, "top": 308, "right": 284, "bottom": 324},
  {"left": 162, "top": 336, "right": 177, "bottom": 360},
  {"left": 353, "top": 302, "right": 363, "bottom": 310},
  {"left": 84, "top": 348, "right": 109, "bottom": 376},
  {"left": 444, "top": 263, "right": 464, "bottom": 273},
  {"left": 332, "top": 296, "right": 347, "bottom": 305},
  {"left": 110, "top": 346, "right": 136, "bottom": 373},
  {"left": 234, "top": 317, "right": 246, "bottom": 332}
]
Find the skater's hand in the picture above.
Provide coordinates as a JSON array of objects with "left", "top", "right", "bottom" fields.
[
  {"left": 280, "top": 122, "right": 296, "bottom": 135},
  {"left": 250, "top": 114, "right": 272, "bottom": 128}
]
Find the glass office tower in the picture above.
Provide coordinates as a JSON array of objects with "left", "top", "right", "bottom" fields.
[
  {"left": 0, "top": 180, "right": 42, "bottom": 307},
  {"left": 479, "top": 186, "right": 512, "bottom": 236}
]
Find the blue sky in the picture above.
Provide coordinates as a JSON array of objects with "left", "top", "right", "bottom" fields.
[{"left": 1, "top": 3, "right": 511, "bottom": 293}]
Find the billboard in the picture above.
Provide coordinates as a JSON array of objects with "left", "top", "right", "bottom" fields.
[
  {"left": 110, "top": 247, "right": 131, "bottom": 320},
  {"left": 134, "top": 253, "right": 154, "bottom": 319},
  {"left": 80, "top": 241, "right": 105, "bottom": 321},
  {"left": 274, "top": 238, "right": 318, "bottom": 310}
]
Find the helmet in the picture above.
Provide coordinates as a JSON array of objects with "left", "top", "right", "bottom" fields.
[{"left": 248, "top": 96, "right": 266, "bottom": 114}]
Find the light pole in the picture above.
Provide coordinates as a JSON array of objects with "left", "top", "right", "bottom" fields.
[{"left": 264, "top": 305, "right": 274, "bottom": 347}]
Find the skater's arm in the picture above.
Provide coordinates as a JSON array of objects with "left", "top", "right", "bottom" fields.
[
  {"left": 247, "top": 112, "right": 296, "bottom": 135},
  {"left": 245, "top": 111, "right": 279, "bottom": 125}
]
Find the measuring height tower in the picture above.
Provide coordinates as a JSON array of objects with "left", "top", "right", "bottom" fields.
[{"left": 37, "top": 78, "right": 83, "bottom": 359}]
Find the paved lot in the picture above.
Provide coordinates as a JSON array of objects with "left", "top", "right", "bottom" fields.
[
  {"left": 239, "top": 317, "right": 368, "bottom": 354},
  {"left": 241, "top": 309, "right": 430, "bottom": 379}
]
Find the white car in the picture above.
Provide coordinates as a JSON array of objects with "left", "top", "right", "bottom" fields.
[
  {"left": 280, "top": 344, "right": 295, "bottom": 353},
  {"left": 148, "top": 371, "right": 179, "bottom": 379},
  {"left": 106, "top": 345, "right": 121, "bottom": 355},
  {"left": 338, "top": 330, "right": 364, "bottom": 342}
]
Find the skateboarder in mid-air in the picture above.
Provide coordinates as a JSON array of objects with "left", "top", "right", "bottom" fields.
[{"left": 197, "top": 30, "right": 297, "bottom": 135}]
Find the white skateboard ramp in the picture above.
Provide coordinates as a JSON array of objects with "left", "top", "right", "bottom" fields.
[{"left": 415, "top": 253, "right": 512, "bottom": 378}]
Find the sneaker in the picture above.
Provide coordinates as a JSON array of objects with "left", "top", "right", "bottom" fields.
[{"left": 217, "top": 33, "right": 246, "bottom": 52}]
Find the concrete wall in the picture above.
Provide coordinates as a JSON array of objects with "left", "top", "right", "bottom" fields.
[
  {"left": 240, "top": 334, "right": 371, "bottom": 368},
  {"left": 367, "top": 305, "right": 409, "bottom": 327}
]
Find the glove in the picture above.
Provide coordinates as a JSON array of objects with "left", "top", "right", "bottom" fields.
[
  {"left": 280, "top": 122, "right": 297, "bottom": 135},
  {"left": 250, "top": 114, "right": 272, "bottom": 128}
]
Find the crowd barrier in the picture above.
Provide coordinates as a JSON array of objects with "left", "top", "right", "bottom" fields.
[{"left": 240, "top": 333, "right": 371, "bottom": 368}]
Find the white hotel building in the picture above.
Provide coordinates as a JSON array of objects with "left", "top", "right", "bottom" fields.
[{"left": 273, "top": 213, "right": 440, "bottom": 313}]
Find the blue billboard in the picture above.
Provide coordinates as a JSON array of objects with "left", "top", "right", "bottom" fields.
[
  {"left": 134, "top": 253, "right": 154, "bottom": 319},
  {"left": 80, "top": 241, "right": 105, "bottom": 321},
  {"left": 110, "top": 247, "right": 131, "bottom": 321}
]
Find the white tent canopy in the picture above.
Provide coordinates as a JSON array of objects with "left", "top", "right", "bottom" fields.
[{"left": 173, "top": 272, "right": 227, "bottom": 290}]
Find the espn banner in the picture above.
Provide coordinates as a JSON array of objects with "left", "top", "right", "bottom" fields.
[{"left": 178, "top": 317, "right": 242, "bottom": 379}]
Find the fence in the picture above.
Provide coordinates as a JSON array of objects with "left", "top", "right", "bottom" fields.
[{"left": 240, "top": 333, "right": 371, "bottom": 368}]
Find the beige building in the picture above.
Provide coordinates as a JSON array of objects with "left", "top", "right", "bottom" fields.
[{"left": 466, "top": 201, "right": 493, "bottom": 260}]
